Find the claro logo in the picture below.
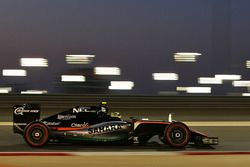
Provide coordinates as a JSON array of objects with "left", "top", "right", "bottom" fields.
[
  {"left": 71, "top": 123, "right": 89, "bottom": 127},
  {"left": 14, "top": 107, "right": 39, "bottom": 115}
]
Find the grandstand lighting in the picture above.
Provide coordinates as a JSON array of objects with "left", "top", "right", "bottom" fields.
[
  {"left": 2, "top": 69, "right": 27, "bottom": 76},
  {"left": 174, "top": 52, "right": 201, "bottom": 62},
  {"left": 109, "top": 81, "right": 134, "bottom": 90},
  {"left": 232, "top": 81, "right": 250, "bottom": 87},
  {"left": 94, "top": 67, "right": 121, "bottom": 75},
  {"left": 186, "top": 87, "right": 211, "bottom": 93},
  {"left": 246, "top": 60, "right": 250, "bottom": 68},
  {"left": 242, "top": 93, "right": 250, "bottom": 96},
  {"left": 20, "top": 58, "right": 48, "bottom": 67},
  {"left": 61, "top": 75, "right": 86, "bottom": 82},
  {"left": 198, "top": 77, "right": 222, "bottom": 84},
  {"left": 21, "top": 90, "right": 48, "bottom": 94},
  {"left": 0, "top": 87, "right": 12, "bottom": 94},
  {"left": 152, "top": 73, "right": 178, "bottom": 80},
  {"left": 66, "top": 55, "right": 95, "bottom": 64},
  {"left": 215, "top": 74, "right": 241, "bottom": 80},
  {"left": 176, "top": 87, "right": 188, "bottom": 91},
  {"left": 176, "top": 87, "right": 211, "bottom": 93}
]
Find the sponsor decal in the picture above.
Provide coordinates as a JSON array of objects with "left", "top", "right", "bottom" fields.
[
  {"left": 71, "top": 123, "right": 89, "bottom": 127},
  {"left": 14, "top": 107, "right": 39, "bottom": 115},
  {"left": 73, "top": 107, "right": 96, "bottom": 113},
  {"left": 43, "top": 121, "right": 61, "bottom": 126},
  {"left": 88, "top": 124, "right": 122, "bottom": 134},
  {"left": 57, "top": 114, "right": 76, "bottom": 120},
  {"left": 73, "top": 108, "right": 82, "bottom": 113}
]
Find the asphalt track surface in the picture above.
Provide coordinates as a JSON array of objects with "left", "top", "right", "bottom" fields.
[
  {"left": 2, "top": 155, "right": 250, "bottom": 167},
  {"left": 1, "top": 123, "right": 250, "bottom": 167},
  {"left": 1, "top": 125, "right": 250, "bottom": 152},
  {"left": 1, "top": 95, "right": 250, "bottom": 166}
]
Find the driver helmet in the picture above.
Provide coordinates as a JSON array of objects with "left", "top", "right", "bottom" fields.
[{"left": 110, "top": 112, "right": 121, "bottom": 119}]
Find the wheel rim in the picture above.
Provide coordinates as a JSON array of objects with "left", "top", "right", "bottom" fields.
[
  {"left": 165, "top": 123, "right": 190, "bottom": 147},
  {"left": 169, "top": 127, "right": 186, "bottom": 145},
  {"left": 29, "top": 128, "right": 45, "bottom": 144},
  {"left": 25, "top": 123, "right": 49, "bottom": 147}
]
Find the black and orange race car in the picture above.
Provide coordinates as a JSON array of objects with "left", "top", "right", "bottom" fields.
[{"left": 13, "top": 102, "right": 218, "bottom": 148}]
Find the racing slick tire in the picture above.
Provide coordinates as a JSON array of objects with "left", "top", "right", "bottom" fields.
[
  {"left": 163, "top": 122, "right": 190, "bottom": 148},
  {"left": 24, "top": 122, "right": 50, "bottom": 147}
]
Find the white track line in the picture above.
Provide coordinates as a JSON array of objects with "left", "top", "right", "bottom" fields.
[
  {"left": 1, "top": 151, "right": 250, "bottom": 156},
  {"left": 2, "top": 121, "right": 250, "bottom": 126},
  {"left": 0, "top": 122, "right": 12, "bottom": 126}
]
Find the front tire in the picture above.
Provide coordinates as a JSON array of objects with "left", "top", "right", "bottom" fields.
[
  {"left": 24, "top": 122, "right": 49, "bottom": 147},
  {"left": 163, "top": 122, "right": 190, "bottom": 148}
]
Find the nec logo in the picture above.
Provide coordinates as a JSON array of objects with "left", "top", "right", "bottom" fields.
[
  {"left": 73, "top": 108, "right": 82, "bottom": 113},
  {"left": 72, "top": 107, "right": 90, "bottom": 113}
]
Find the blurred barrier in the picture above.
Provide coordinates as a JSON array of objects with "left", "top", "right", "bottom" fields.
[{"left": 1, "top": 94, "right": 250, "bottom": 121}]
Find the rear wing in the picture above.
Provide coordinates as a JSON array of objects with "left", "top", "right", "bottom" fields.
[{"left": 13, "top": 103, "right": 40, "bottom": 134}]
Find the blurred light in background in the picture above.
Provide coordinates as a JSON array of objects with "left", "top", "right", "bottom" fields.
[
  {"left": 176, "top": 87, "right": 188, "bottom": 91},
  {"left": 215, "top": 74, "right": 241, "bottom": 80},
  {"left": 198, "top": 77, "right": 222, "bottom": 84},
  {"left": 246, "top": 61, "right": 250, "bottom": 68},
  {"left": 176, "top": 87, "right": 211, "bottom": 93},
  {"left": 61, "top": 75, "right": 86, "bottom": 82},
  {"left": 0, "top": 87, "right": 12, "bottom": 94},
  {"left": 66, "top": 55, "right": 95, "bottom": 64},
  {"left": 242, "top": 93, "right": 250, "bottom": 96},
  {"left": 108, "top": 81, "right": 134, "bottom": 90},
  {"left": 232, "top": 80, "right": 250, "bottom": 87},
  {"left": 152, "top": 73, "right": 178, "bottom": 80},
  {"left": 186, "top": 87, "right": 211, "bottom": 93},
  {"left": 21, "top": 90, "right": 48, "bottom": 94},
  {"left": 94, "top": 67, "right": 121, "bottom": 75},
  {"left": 174, "top": 52, "right": 201, "bottom": 62},
  {"left": 2, "top": 69, "right": 27, "bottom": 76},
  {"left": 20, "top": 58, "right": 48, "bottom": 67}
]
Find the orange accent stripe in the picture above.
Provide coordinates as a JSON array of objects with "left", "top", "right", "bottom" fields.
[{"left": 52, "top": 127, "right": 87, "bottom": 131}]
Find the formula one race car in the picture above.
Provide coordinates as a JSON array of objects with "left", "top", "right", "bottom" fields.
[{"left": 13, "top": 102, "right": 218, "bottom": 148}]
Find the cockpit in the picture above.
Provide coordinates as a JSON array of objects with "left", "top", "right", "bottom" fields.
[{"left": 75, "top": 102, "right": 122, "bottom": 121}]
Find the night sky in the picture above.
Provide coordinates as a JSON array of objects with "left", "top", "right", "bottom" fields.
[{"left": 0, "top": 0, "right": 250, "bottom": 95}]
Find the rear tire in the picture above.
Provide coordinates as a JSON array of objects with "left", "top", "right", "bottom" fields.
[
  {"left": 24, "top": 122, "right": 49, "bottom": 147},
  {"left": 163, "top": 122, "right": 190, "bottom": 148}
]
